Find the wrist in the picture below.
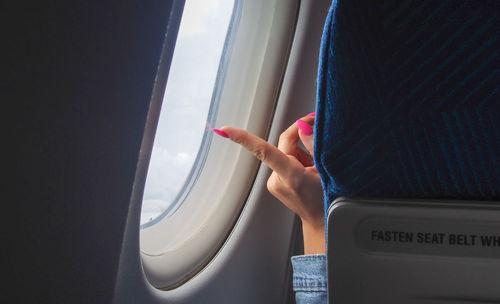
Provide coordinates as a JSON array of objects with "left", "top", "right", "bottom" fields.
[{"left": 301, "top": 218, "right": 326, "bottom": 254}]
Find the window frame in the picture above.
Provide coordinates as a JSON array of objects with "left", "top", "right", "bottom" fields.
[{"left": 139, "top": 0, "right": 300, "bottom": 290}]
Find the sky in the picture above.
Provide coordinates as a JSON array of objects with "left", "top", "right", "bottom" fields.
[{"left": 140, "top": 0, "right": 235, "bottom": 226}]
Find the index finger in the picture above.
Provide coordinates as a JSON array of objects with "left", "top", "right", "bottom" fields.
[{"left": 217, "top": 126, "right": 301, "bottom": 179}]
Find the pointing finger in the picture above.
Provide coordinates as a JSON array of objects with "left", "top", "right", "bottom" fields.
[{"left": 215, "top": 126, "right": 301, "bottom": 180}]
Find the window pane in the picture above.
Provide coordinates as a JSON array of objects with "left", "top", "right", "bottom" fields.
[{"left": 141, "top": 0, "right": 236, "bottom": 226}]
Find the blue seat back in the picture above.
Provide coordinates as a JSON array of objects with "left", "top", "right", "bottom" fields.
[{"left": 314, "top": 0, "right": 500, "bottom": 215}]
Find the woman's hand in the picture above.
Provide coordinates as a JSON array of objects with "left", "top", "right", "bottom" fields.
[{"left": 214, "top": 113, "right": 325, "bottom": 254}]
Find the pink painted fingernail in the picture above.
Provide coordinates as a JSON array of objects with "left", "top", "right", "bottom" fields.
[
  {"left": 296, "top": 119, "right": 313, "bottom": 135},
  {"left": 212, "top": 128, "right": 229, "bottom": 138},
  {"left": 307, "top": 112, "right": 315, "bottom": 117}
]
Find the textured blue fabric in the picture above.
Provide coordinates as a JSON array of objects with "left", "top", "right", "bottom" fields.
[
  {"left": 314, "top": 0, "right": 500, "bottom": 217},
  {"left": 291, "top": 254, "right": 328, "bottom": 304}
]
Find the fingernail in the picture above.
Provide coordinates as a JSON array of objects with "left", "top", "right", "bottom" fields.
[
  {"left": 296, "top": 119, "right": 313, "bottom": 135},
  {"left": 307, "top": 112, "right": 315, "bottom": 117},
  {"left": 213, "top": 128, "right": 229, "bottom": 138}
]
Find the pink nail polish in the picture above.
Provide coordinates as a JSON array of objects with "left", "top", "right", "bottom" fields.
[
  {"left": 307, "top": 112, "right": 315, "bottom": 117},
  {"left": 213, "top": 128, "right": 229, "bottom": 138},
  {"left": 296, "top": 119, "right": 313, "bottom": 135}
]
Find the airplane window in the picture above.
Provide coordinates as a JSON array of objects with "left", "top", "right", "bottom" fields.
[
  {"left": 141, "top": 0, "right": 237, "bottom": 227},
  {"left": 139, "top": 0, "right": 298, "bottom": 289}
]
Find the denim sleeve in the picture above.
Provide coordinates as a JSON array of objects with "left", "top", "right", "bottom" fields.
[{"left": 291, "top": 254, "right": 327, "bottom": 304}]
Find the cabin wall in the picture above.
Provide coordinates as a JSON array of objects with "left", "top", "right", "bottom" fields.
[{"left": 6, "top": 1, "right": 180, "bottom": 303}]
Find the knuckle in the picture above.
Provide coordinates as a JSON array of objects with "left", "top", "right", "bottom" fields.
[
  {"left": 253, "top": 146, "right": 267, "bottom": 161},
  {"left": 267, "top": 174, "right": 288, "bottom": 195},
  {"left": 267, "top": 176, "right": 283, "bottom": 197},
  {"left": 232, "top": 136, "right": 244, "bottom": 145},
  {"left": 266, "top": 177, "right": 276, "bottom": 193},
  {"left": 278, "top": 132, "right": 292, "bottom": 144}
]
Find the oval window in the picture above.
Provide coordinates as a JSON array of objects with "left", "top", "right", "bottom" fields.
[
  {"left": 141, "top": 0, "right": 237, "bottom": 227},
  {"left": 139, "top": 0, "right": 299, "bottom": 289}
]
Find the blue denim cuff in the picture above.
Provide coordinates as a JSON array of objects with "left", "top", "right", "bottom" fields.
[{"left": 291, "top": 254, "right": 328, "bottom": 292}]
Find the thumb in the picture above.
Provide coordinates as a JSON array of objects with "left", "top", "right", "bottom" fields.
[{"left": 296, "top": 116, "right": 314, "bottom": 155}]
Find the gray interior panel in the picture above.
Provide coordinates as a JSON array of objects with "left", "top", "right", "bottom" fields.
[{"left": 327, "top": 197, "right": 500, "bottom": 304}]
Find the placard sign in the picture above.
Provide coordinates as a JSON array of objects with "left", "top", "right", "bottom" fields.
[{"left": 357, "top": 218, "right": 500, "bottom": 258}]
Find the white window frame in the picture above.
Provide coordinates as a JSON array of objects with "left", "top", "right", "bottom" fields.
[{"left": 139, "top": 0, "right": 301, "bottom": 289}]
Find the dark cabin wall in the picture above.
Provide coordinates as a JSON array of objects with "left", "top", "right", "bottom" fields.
[{"left": 5, "top": 1, "right": 181, "bottom": 303}]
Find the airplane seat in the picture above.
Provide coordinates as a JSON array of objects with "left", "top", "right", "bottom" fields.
[{"left": 313, "top": 0, "right": 499, "bottom": 302}]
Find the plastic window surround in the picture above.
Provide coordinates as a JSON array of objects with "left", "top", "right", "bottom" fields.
[{"left": 140, "top": 0, "right": 300, "bottom": 290}]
